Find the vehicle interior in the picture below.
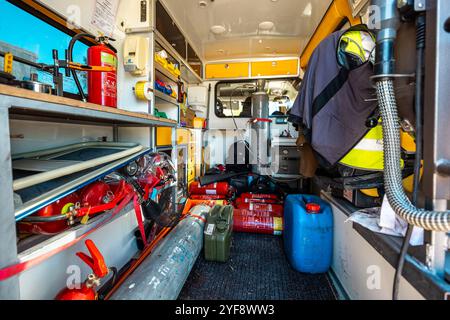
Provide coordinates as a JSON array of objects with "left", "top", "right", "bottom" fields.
[{"left": 0, "top": 0, "right": 449, "bottom": 302}]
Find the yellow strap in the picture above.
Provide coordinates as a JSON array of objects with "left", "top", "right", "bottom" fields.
[{"left": 68, "top": 62, "right": 115, "bottom": 72}]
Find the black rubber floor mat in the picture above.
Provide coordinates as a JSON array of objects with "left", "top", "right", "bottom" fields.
[{"left": 179, "top": 233, "right": 338, "bottom": 300}]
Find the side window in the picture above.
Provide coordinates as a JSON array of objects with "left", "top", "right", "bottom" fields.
[
  {"left": 0, "top": 1, "right": 88, "bottom": 95},
  {"left": 215, "top": 81, "right": 256, "bottom": 118},
  {"left": 215, "top": 79, "right": 298, "bottom": 118}
]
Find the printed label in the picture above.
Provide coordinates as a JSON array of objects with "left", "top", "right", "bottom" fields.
[
  {"left": 205, "top": 224, "right": 215, "bottom": 236},
  {"left": 273, "top": 217, "right": 283, "bottom": 232},
  {"left": 101, "top": 52, "right": 118, "bottom": 67},
  {"left": 206, "top": 190, "right": 217, "bottom": 195}
]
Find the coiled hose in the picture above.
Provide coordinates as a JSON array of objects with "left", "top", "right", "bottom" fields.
[{"left": 376, "top": 80, "right": 450, "bottom": 231}]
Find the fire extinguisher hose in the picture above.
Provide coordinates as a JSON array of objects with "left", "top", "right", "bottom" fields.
[{"left": 68, "top": 33, "right": 97, "bottom": 101}]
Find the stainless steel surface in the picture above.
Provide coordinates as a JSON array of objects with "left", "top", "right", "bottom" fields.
[
  {"left": 271, "top": 146, "right": 300, "bottom": 176},
  {"left": 423, "top": 0, "right": 450, "bottom": 200},
  {"left": 20, "top": 81, "right": 52, "bottom": 94},
  {"left": 251, "top": 88, "right": 270, "bottom": 175}
]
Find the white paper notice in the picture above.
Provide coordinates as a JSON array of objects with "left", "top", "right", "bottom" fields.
[
  {"left": 91, "top": 0, "right": 120, "bottom": 37},
  {"left": 379, "top": 195, "right": 424, "bottom": 246}
]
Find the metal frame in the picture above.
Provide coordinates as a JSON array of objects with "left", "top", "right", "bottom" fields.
[
  {"left": 423, "top": 0, "right": 450, "bottom": 277},
  {"left": 0, "top": 107, "right": 20, "bottom": 299},
  {"left": 2, "top": 94, "right": 176, "bottom": 128},
  {"left": 0, "top": 90, "right": 176, "bottom": 299}
]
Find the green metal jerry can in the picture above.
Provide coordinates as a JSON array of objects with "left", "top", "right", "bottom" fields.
[{"left": 204, "top": 205, "right": 233, "bottom": 262}]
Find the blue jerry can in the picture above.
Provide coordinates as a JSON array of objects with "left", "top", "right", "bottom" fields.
[{"left": 284, "top": 194, "right": 333, "bottom": 274}]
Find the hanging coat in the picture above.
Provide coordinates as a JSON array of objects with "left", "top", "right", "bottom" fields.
[{"left": 290, "top": 26, "right": 378, "bottom": 168}]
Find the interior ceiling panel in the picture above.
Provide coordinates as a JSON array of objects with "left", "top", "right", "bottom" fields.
[{"left": 160, "top": 0, "right": 333, "bottom": 61}]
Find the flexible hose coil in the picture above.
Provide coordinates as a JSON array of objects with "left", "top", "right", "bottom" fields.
[{"left": 376, "top": 79, "right": 450, "bottom": 231}]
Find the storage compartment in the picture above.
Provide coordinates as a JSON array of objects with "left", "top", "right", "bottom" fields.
[
  {"left": 251, "top": 59, "right": 299, "bottom": 77},
  {"left": 156, "top": 127, "right": 173, "bottom": 146},
  {"left": 205, "top": 62, "right": 250, "bottom": 79}
]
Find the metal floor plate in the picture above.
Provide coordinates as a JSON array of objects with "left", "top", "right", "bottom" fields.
[{"left": 179, "top": 233, "right": 338, "bottom": 300}]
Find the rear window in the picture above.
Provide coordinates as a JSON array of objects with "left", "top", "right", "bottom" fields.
[{"left": 215, "top": 79, "right": 299, "bottom": 118}]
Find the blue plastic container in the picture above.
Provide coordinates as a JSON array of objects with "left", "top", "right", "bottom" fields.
[{"left": 284, "top": 194, "right": 333, "bottom": 274}]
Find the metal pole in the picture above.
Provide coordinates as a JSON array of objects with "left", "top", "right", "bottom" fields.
[
  {"left": 423, "top": 0, "right": 450, "bottom": 201},
  {"left": 0, "top": 107, "right": 20, "bottom": 299},
  {"left": 423, "top": 0, "right": 450, "bottom": 276}
]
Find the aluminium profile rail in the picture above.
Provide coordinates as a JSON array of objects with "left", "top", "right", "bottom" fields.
[{"left": 0, "top": 93, "right": 177, "bottom": 127}]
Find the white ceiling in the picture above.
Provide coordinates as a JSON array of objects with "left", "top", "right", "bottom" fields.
[{"left": 160, "top": 0, "right": 333, "bottom": 62}]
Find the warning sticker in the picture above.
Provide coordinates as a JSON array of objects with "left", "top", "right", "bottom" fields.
[
  {"left": 205, "top": 224, "right": 215, "bottom": 236},
  {"left": 273, "top": 217, "right": 283, "bottom": 233}
]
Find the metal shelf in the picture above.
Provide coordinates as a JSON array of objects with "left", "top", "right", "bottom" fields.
[
  {"left": 155, "top": 62, "right": 179, "bottom": 83},
  {"left": 155, "top": 31, "right": 203, "bottom": 85},
  {"left": 0, "top": 85, "right": 177, "bottom": 127},
  {"left": 154, "top": 89, "right": 179, "bottom": 106}
]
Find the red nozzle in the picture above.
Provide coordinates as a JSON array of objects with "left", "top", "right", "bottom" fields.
[{"left": 76, "top": 240, "right": 109, "bottom": 278}]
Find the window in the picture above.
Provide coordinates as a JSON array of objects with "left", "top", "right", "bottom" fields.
[
  {"left": 0, "top": 1, "right": 88, "bottom": 95},
  {"left": 215, "top": 79, "right": 299, "bottom": 118}
]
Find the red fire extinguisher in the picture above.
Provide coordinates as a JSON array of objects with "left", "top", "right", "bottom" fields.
[
  {"left": 55, "top": 240, "right": 110, "bottom": 300},
  {"left": 235, "top": 202, "right": 284, "bottom": 216},
  {"left": 233, "top": 210, "right": 284, "bottom": 236},
  {"left": 87, "top": 41, "right": 118, "bottom": 108},
  {"left": 235, "top": 197, "right": 280, "bottom": 205},
  {"left": 189, "top": 182, "right": 230, "bottom": 196}
]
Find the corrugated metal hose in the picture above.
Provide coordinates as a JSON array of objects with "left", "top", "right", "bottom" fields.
[{"left": 376, "top": 79, "right": 450, "bottom": 231}]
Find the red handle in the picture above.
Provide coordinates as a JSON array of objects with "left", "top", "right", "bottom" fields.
[{"left": 76, "top": 240, "right": 109, "bottom": 278}]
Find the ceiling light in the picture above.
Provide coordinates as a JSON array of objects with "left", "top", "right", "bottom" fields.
[
  {"left": 259, "top": 21, "right": 275, "bottom": 31},
  {"left": 210, "top": 25, "right": 227, "bottom": 35},
  {"left": 302, "top": 3, "right": 312, "bottom": 16}
]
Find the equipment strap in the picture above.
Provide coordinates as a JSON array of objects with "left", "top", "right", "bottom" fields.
[
  {"left": 311, "top": 68, "right": 350, "bottom": 118},
  {"left": 0, "top": 192, "right": 134, "bottom": 282},
  {"left": 133, "top": 195, "right": 148, "bottom": 247}
]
